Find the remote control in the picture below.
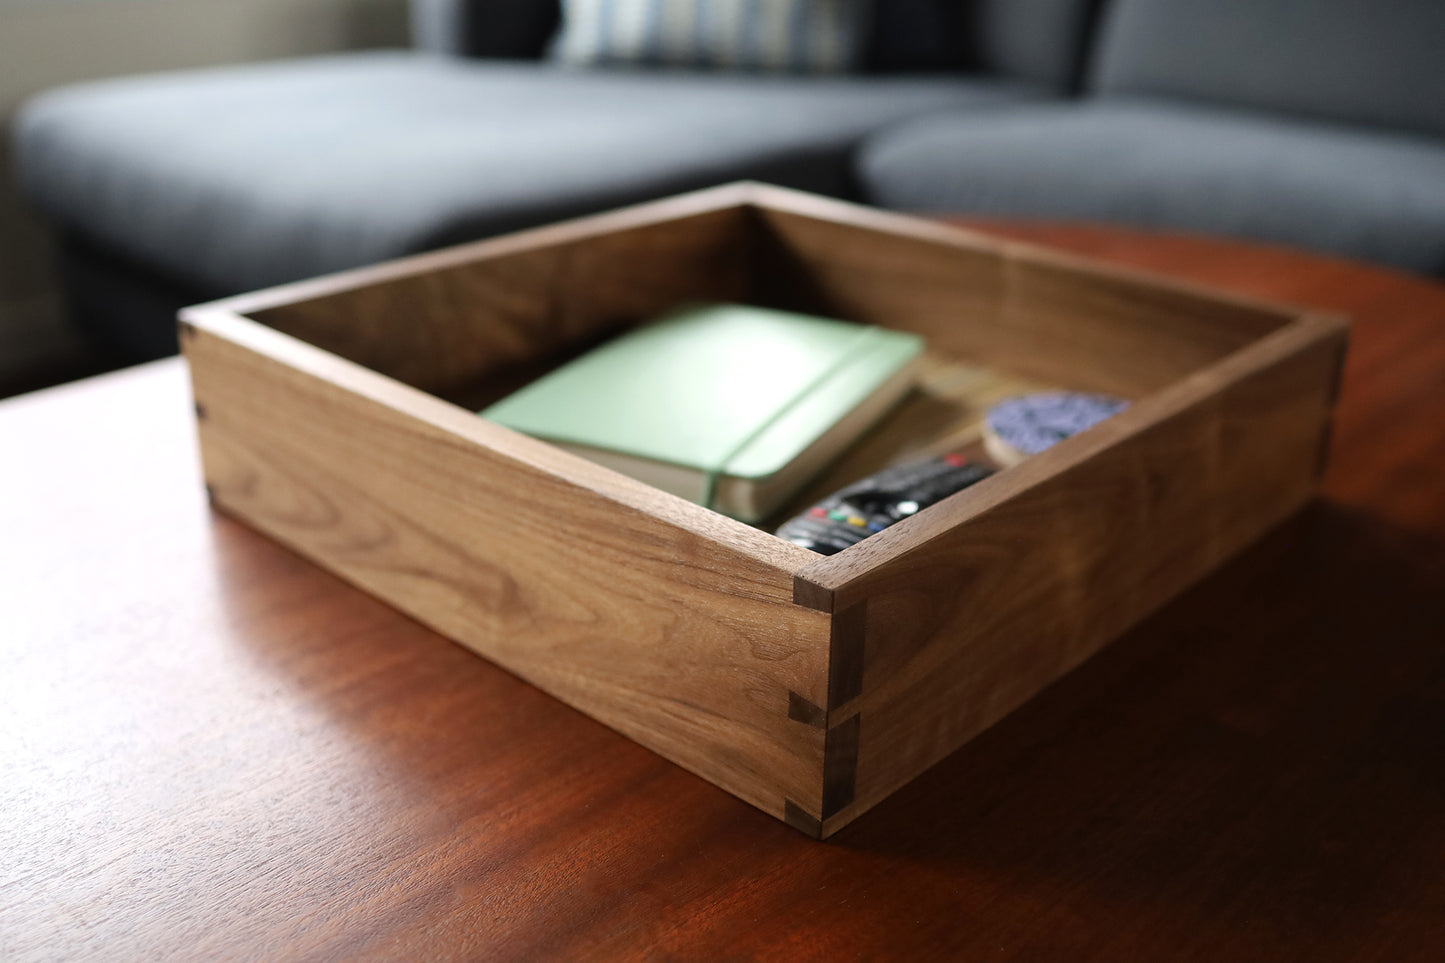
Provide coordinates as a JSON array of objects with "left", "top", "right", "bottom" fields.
[{"left": 776, "top": 454, "right": 994, "bottom": 555}]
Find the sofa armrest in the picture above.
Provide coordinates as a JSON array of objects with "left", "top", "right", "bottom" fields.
[{"left": 410, "top": 0, "right": 560, "bottom": 59}]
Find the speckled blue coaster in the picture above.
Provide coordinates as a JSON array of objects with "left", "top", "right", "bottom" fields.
[{"left": 985, "top": 392, "right": 1130, "bottom": 465}]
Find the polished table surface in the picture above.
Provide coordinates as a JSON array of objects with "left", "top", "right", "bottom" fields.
[{"left": 3, "top": 224, "right": 1444, "bottom": 961}]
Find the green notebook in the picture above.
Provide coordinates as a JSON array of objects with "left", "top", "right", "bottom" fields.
[{"left": 482, "top": 304, "right": 924, "bottom": 522}]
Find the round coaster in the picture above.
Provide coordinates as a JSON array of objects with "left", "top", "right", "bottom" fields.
[{"left": 984, "top": 392, "right": 1130, "bottom": 466}]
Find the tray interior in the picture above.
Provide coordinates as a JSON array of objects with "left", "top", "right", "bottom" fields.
[{"left": 228, "top": 188, "right": 1300, "bottom": 535}]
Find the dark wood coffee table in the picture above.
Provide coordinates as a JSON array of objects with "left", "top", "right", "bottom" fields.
[{"left": 4, "top": 223, "right": 1443, "bottom": 961}]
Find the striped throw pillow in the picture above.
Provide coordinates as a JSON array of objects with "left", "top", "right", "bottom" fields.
[{"left": 554, "top": 0, "right": 871, "bottom": 74}]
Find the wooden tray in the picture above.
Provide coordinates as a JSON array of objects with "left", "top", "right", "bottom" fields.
[{"left": 180, "top": 183, "right": 1348, "bottom": 839}]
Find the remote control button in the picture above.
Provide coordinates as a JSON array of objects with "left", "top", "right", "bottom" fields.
[{"left": 777, "top": 455, "right": 996, "bottom": 555}]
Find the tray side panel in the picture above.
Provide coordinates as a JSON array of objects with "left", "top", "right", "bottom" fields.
[
  {"left": 751, "top": 203, "right": 1297, "bottom": 397},
  {"left": 184, "top": 324, "right": 833, "bottom": 823},
  {"left": 245, "top": 205, "right": 751, "bottom": 396},
  {"left": 806, "top": 317, "right": 1349, "bottom": 837}
]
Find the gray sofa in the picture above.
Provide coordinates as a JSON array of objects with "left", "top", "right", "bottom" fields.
[
  {"left": 862, "top": 0, "right": 1445, "bottom": 276},
  {"left": 14, "top": 0, "right": 1445, "bottom": 362}
]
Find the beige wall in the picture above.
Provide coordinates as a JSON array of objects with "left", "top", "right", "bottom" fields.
[{"left": 0, "top": 0, "right": 409, "bottom": 385}]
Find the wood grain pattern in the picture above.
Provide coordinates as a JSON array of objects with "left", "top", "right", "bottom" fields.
[
  {"left": 205, "top": 186, "right": 757, "bottom": 396},
  {"left": 3, "top": 225, "right": 1443, "bottom": 960},
  {"left": 747, "top": 186, "right": 1299, "bottom": 396},
  {"left": 182, "top": 308, "right": 831, "bottom": 824},
  {"left": 801, "top": 315, "right": 1348, "bottom": 835}
]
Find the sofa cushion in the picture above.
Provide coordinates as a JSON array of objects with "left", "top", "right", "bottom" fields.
[
  {"left": 1092, "top": 0, "right": 1445, "bottom": 139},
  {"left": 552, "top": 0, "right": 870, "bottom": 73},
  {"left": 15, "top": 51, "right": 1052, "bottom": 294},
  {"left": 857, "top": 98, "right": 1445, "bottom": 274}
]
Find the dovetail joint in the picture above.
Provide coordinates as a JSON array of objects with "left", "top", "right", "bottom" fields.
[
  {"left": 787, "top": 691, "right": 826, "bottom": 728},
  {"left": 784, "top": 800, "right": 823, "bottom": 838}
]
